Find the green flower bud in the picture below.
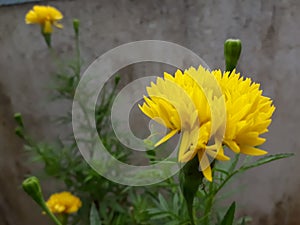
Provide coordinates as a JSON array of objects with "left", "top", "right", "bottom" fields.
[
  {"left": 22, "top": 176, "right": 45, "bottom": 207},
  {"left": 224, "top": 39, "right": 242, "bottom": 72},
  {"left": 114, "top": 75, "right": 121, "bottom": 85},
  {"left": 73, "top": 19, "right": 80, "bottom": 37},
  {"left": 14, "top": 113, "right": 23, "bottom": 127}
]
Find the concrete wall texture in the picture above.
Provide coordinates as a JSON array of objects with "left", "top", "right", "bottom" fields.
[{"left": 0, "top": 0, "right": 299, "bottom": 224}]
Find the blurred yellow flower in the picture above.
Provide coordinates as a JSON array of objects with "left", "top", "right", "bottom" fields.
[
  {"left": 25, "top": 5, "right": 63, "bottom": 34},
  {"left": 139, "top": 66, "right": 230, "bottom": 181},
  {"left": 214, "top": 69, "right": 275, "bottom": 156},
  {"left": 46, "top": 192, "right": 82, "bottom": 214}
]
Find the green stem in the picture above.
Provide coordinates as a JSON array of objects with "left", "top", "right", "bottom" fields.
[
  {"left": 179, "top": 157, "right": 203, "bottom": 225},
  {"left": 203, "top": 180, "right": 214, "bottom": 225},
  {"left": 41, "top": 202, "right": 63, "bottom": 225},
  {"left": 58, "top": 214, "right": 69, "bottom": 225},
  {"left": 215, "top": 154, "right": 240, "bottom": 196},
  {"left": 228, "top": 154, "right": 240, "bottom": 174},
  {"left": 75, "top": 32, "right": 81, "bottom": 80},
  {"left": 215, "top": 170, "right": 239, "bottom": 196},
  {"left": 187, "top": 201, "right": 195, "bottom": 225}
]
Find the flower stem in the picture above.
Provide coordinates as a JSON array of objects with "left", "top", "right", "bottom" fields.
[
  {"left": 74, "top": 25, "right": 81, "bottom": 80},
  {"left": 203, "top": 180, "right": 214, "bottom": 225},
  {"left": 179, "top": 156, "right": 203, "bottom": 225},
  {"left": 58, "top": 214, "right": 69, "bottom": 225},
  {"left": 203, "top": 196, "right": 213, "bottom": 225},
  {"left": 41, "top": 202, "right": 63, "bottom": 225}
]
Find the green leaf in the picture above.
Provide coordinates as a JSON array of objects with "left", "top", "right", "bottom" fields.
[
  {"left": 172, "top": 193, "right": 179, "bottom": 214},
  {"left": 239, "top": 153, "right": 294, "bottom": 172},
  {"left": 90, "top": 203, "right": 101, "bottom": 225},
  {"left": 228, "top": 153, "right": 240, "bottom": 174},
  {"left": 240, "top": 218, "right": 246, "bottom": 225},
  {"left": 158, "top": 193, "right": 169, "bottom": 211},
  {"left": 237, "top": 216, "right": 252, "bottom": 225},
  {"left": 215, "top": 153, "right": 294, "bottom": 196},
  {"left": 215, "top": 168, "right": 229, "bottom": 175},
  {"left": 150, "top": 213, "right": 169, "bottom": 220},
  {"left": 221, "top": 202, "right": 236, "bottom": 225},
  {"left": 165, "top": 221, "right": 181, "bottom": 225}
]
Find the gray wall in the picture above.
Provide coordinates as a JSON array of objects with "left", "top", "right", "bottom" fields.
[{"left": 0, "top": 0, "right": 299, "bottom": 224}]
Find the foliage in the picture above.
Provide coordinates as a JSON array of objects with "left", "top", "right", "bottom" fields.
[{"left": 19, "top": 12, "right": 294, "bottom": 225}]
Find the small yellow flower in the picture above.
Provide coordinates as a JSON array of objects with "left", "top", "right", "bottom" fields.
[
  {"left": 213, "top": 69, "right": 275, "bottom": 156},
  {"left": 25, "top": 5, "right": 63, "bottom": 34},
  {"left": 46, "top": 192, "right": 82, "bottom": 214}
]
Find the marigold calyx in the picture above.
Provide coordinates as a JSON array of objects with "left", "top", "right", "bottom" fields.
[
  {"left": 224, "top": 39, "right": 242, "bottom": 72},
  {"left": 22, "top": 176, "right": 45, "bottom": 206}
]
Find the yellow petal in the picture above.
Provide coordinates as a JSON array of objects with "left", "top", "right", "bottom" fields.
[
  {"left": 47, "top": 6, "right": 63, "bottom": 20},
  {"left": 199, "top": 152, "right": 212, "bottom": 181},
  {"left": 154, "top": 129, "right": 178, "bottom": 147},
  {"left": 206, "top": 145, "right": 230, "bottom": 161},
  {"left": 178, "top": 131, "right": 191, "bottom": 161},
  {"left": 54, "top": 22, "right": 63, "bottom": 29},
  {"left": 225, "top": 140, "right": 240, "bottom": 153},
  {"left": 236, "top": 132, "right": 266, "bottom": 146},
  {"left": 240, "top": 146, "right": 268, "bottom": 156},
  {"left": 43, "top": 20, "right": 53, "bottom": 33},
  {"left": 25, "top": 10, "right": 39, "bottom": 24},
  {"left": 139, "top": 102, "right": 154, "bottom": 119}
]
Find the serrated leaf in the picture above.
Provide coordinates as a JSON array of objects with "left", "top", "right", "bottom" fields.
[
  {"left": 221, "top": 202, "right": 236, "bottom": 225},
  {"left": 158, "top": 193, "right": 169, "bottom": 211},
  {"left": 90, "top": 203, "right": 101, "bottom": 225},
  {"left": 173, "top": 193, "right": 179, "bottom": 214}
]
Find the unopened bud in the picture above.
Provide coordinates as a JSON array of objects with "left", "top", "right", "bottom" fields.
[
  {"left": 14, "top": 113, "right": 23, "bottom": 127},
  {"left": 114, "top": 75, "right": 120, "bottom": 85},
  {"left": 73, "top": 19, "right": 80, "bottom": 37},
  {"left": 22, "top": 176, "right": 45, "bottom": 206},
  {"left": 224, "top": 39, "right": 242, "bottom": 72}
]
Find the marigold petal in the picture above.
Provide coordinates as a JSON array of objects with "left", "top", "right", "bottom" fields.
[
  {"left": 225, "top": 140, "right": 240, "bottom": 153},
  {"left": 178, "top": 131, "right": 193, "bottom": 162},
  {"left": 43, "top": 20, "right": 52, "bottom": 33},
  {"left": 47, "top": 6, "right": 63, "bottom": 20},
  {"left": 25, "top": 10, "right": 39, "bottom": 24},
  {"left": 54, "top": 22, "right": 63, "bottom": 29},
  {"left": 236, "top": 132, "right": 266, "bottom": 146},
  {"left": 240, "top": 146, "right": 268, "bottom": 156},
  {"left": 206, "top": 145, "right": 230, "bottom": 161},
  {"left": 154, "top": 129, "right": 178, "bottom": 147},
  {"left": 199, "top": 153, "right": 212, "bottom": 181}
]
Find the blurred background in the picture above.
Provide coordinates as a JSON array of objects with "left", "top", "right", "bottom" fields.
[{"left": 0, "top": 0, "right": 299, "bottom": 224}]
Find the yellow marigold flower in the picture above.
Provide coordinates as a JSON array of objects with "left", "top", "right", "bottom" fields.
[
  {"left": 46, "top": 192, "right": 82, "bottom": 214},
  {"left": 140, "top": 66, "right": 275, "bottom": 181},
  {"left": 25, "top": 5, "right": 63, "bottom": 34},
  {"left": 213, "top": 69, "right": 275, "bottom": 156},
  {"left": 139, "top": 66, "right": 230, "bottom": 181}
]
